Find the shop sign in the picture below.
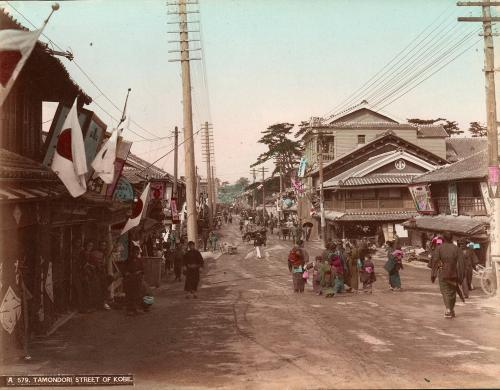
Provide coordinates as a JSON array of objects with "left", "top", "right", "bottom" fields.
[
  {"left": 409, "top": 185, "right": 435, "bottom": 214},
  {"left": 113, "top": 177, "right": 135, "bottom": 201}
]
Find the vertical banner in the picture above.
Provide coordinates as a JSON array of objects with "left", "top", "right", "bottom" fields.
[
  {"left": 297, "top": 157, "right": 307, "bottom": 178},
  {"left": 448, "top": 182, "right": 458, "bottom": 216},
  {"left": 480, "top": 181, "right": 492, "bottom": 215},
  {"left": 171, "top": 198, "right": 180, "bottom": 224}
]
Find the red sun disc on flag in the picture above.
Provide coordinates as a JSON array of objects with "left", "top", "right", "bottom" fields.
[
  {"left": 131, "top": 199, "right": 143, "bottom": 219},
  {"left": 0, "top": 50, "right": 22, "bottom": 87},
  {"left": 56, "top": 129, "right": 73, "bottom": 161}
]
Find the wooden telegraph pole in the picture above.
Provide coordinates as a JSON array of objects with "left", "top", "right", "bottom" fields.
[
  {"left": 251, "top": 168, "right": 257, "bottom": 210},
  {"left": 178, "top": 0, "right": 198, "bottom": 245},
  {"left": 278, "top": 157, "right": 283, "bottom": 221},
  {"left": 173, "top": 126, "right": 179, "bottom": 198},
  {"left": 458, "top": 0, "right": 500, "bottom": 293},
  {"left": 203, "top": 121, "right": 213, "bottom": 228},
  {"left": 318, "top": 133, "right": 327, "bottom": 247},
  {"left": 211, "top": 166, "right": 217, "bottom": 216},
  {"left": 261, "top": 167, "right": 269, "bottom": 222}
]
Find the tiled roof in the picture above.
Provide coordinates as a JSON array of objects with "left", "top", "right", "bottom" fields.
[
  {"left": 125, "top": 153, "right": 173, "bottom": 181},
  {"left": 338, "top": 211, "right": 417, "bottom": 222},
  {"left": 0, "top": 148, "right": 57, "bottom": 181},
  {"left": 309, "top": 130, "right": 448, "bottom": 177},
  {"left": 445, "top": 137, "right": 487, "bottom": 162},
  {"left": 327, "top": 122, "right": 413, "bottom": 129},
  {"left": 403, "top": 215, "right": 489, "bottom": 236},
  {"left": 340, "top": 175, "right": 416, "bottom": 186},
  {"left": 413, "top": 149, "right": 487, "bottom": 183},
  {"left": 0, "top": 182, "right": 66, "bottom": 202},
  {"left": 417, "top": 125, "right": 448, "bottom": 138},
  {"left": 316, "top": 210, "right": 417, "bottom": 222}
]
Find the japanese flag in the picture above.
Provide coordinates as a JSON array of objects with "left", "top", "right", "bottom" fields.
[
  {"left": 50, "top": 100, "right": 88, "bottom": 197},
  {"left": 121, "top": 183, "right": 151, "bottom": 236},
  {"left": 0, "top": 29, "right": 42, "bottom": 106},
  {"left": 91, "top": 128, "right": 120, "bottom": 184}
]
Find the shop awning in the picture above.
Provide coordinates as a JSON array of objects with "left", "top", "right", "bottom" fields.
[{"left": 403, "top": 215, "right": 489, "bottom": 237}]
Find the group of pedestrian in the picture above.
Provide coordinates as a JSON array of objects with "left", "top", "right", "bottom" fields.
[
  {"left": 72, "top": 238, "right": 114, "bottom": 314},
  {"left": 287, "top": 240, "right": 377, "bottom": 296}
]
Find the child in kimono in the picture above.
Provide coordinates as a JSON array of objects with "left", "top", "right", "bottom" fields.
[
  {"left": 320, "top": 260, "right": 335, "bottom": 298},
  {"left": 360, "top": 255, "right": 376, "bottom": 293}
]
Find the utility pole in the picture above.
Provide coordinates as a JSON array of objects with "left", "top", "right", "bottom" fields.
[
  {"left": 211, "top": 166, "right": 217, "bottom": 215},
  {"left": 278, "top": 157, "right": 283, "bottom": 221},
  {"left": 173, "top": 126, "right": 179, "bottom": 198},
  {"left": 172, "top": 126, "right": 179, "bottom": 233},
  {"left": 318, "top": 133, "right": 327, "bottom": 247},
  {"left": 458, "top": 0, "right": 500, "bottom": 294},
  {"left": 260, "top": 167, "right": 269, "bottom": 222},
  {"left": 251, "top": 168, "right": 257, "bottom": 210},
  {"left": 178, "top": 0, "right": 198, "bottom": 245},
  {"left": 203, "top": 121, "right": 213, "bottom": 229}
]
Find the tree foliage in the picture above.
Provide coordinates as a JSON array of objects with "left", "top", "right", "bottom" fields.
[
  {"left": 407, "top": 117, "right": 463, "bottom": 136},
  {"left": 236, "top": 177, "right": 250, "bottom": 188},
  {"left": 468, "top": 121, "right": 487, "bottom": 137},
  {"left": 251, "top": 123, "right": 303, "bottom": 177},
  {"left": 217, "top": 177, "right": 250, "bottom": 204}
]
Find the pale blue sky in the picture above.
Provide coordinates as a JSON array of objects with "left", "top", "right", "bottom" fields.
[{"left": 3, "top": 0, "right": 499, "bottom": 182}]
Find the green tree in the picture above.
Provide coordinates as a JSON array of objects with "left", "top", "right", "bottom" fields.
[
  {"left": 236, "top": 177, "right": 250, "bottom": 188},
  {"left": 407, "top": 118, "right": 463, "bottom": 136},
  {"left": 251, "top": 123, "right": 303, "bottom": 179},
  {"left": 468, "top": 121, "right": 487, "bottom": 137}
]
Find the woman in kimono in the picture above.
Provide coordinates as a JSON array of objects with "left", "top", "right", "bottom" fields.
[
  {"left": 331, "top": 254, "right": 345, "bottom": 294},
  {"left": 319, "top": 259, "right": 335, "bottom": 297},
  {"left": 359, "top": 255, "right": 376, "bottom": 293},
  {"left": 345, "top": 242, "right": 359, "bottom": 293},
  {"left": 384, "top": 249, "right": 404, "bottom": 291}
]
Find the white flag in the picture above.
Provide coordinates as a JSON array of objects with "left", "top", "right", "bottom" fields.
[
  {"left": 91, "top": 128, "right": 120, "bottom": 184},
  {"left": 121, "top": 183, "right": 151, "bottom": 236},
  {"left": 50, "top": 100, "right": 88, "bottom": 197},
  {"left": 0, "top": 29, "right": 42, "bottom": 106}
]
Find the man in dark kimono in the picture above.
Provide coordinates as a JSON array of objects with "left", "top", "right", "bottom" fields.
[
  {"left": 459, "top": 240, "right": 479, "bottom": 298},
  {"left": 432, "top": 232, "right": 464, "bottom": 318},
  {"left": 183, "top": 241, "right": 204, "bottom": 299}
]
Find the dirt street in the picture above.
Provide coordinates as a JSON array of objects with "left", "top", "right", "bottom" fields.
[{"left": 3, "top": 220, "right": 500, "bottom": 389}]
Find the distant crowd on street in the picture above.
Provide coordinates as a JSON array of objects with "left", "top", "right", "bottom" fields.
[{"left": 285, "top": 228, "right": 479, "bottom": 319}]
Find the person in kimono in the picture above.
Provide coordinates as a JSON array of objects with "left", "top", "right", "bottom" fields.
[
  {"left": 384, "top": 249, "right": 404, "bottom": 291},
  {"left": 345, "top": 242, "right": 359, "bottom": 293},
  {"left": 319, "top": 258, "right": 335, "bottom": 297},
  {"left": 331, "top": 254, "right": 345, "bottom": 294},
  {"left": 359, "top": 255, "right": 376, "bottom": 293}
]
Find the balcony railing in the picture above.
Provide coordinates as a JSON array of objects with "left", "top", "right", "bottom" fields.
[
  {"left": 434, "top": 196, "right": 486, "bottom": 216},
  {"left": 335, "top": 198, "right": 415, "bottom": 211}
]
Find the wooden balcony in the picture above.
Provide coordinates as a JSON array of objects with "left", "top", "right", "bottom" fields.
[
  {"left": 434, "top": 197, "right": 487, "bottom": 216},
  {"left": 327, "top": 198, "right": 415, "bottom": 211}
]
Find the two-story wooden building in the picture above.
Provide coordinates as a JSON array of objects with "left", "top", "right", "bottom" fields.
[
  {"left": 403, "top": 148, "right": 490, "bottom": 265},
  {"left": 299, "top": 104, "right": 450, "bottom": 241}
]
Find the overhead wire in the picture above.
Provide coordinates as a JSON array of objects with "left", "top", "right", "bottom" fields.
[
  {"left": 375, "top": 38, "right": 482, "bottom": 110},
  {"left": 370, "top": 27, "right": 481, "bottom": 108},
  {"left": 364, "top": 22, "right": 473, "bottom": 105},
  {"left": 323, "top": 4, "right": 455, "bottom": 119},
  {"left": 5, "top": 1, "right": 166, "bottom": 142}
]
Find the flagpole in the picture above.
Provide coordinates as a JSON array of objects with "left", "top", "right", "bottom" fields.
[
  {"left": 42, "top": 3, "right": 60, "bottom": 27},
  {"left": 117, "top": 88, "right": 132, "bottom": 129}
]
